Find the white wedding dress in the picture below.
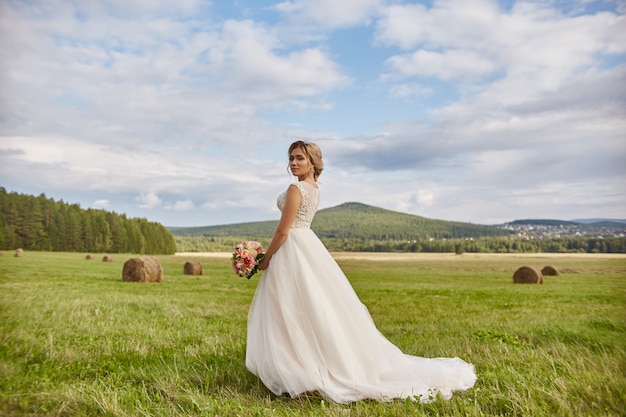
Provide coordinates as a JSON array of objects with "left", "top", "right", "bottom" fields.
[{"left": 246, "top": 181, "right": 476, "bottom": 403}]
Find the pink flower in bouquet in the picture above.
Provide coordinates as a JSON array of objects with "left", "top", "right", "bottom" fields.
[{"left": 232, "top": 241, "right": 265, "bottom": 279}]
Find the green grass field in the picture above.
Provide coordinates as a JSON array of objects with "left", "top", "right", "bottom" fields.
[{"left": 1, "top": 251, "right": 625, "bottom": 416}]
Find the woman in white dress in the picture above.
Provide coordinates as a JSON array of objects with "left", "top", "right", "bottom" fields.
[{"left": 246, "top": 141, "right": 476, "bottom": 403}]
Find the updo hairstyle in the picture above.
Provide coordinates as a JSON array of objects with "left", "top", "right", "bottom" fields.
[{"left": 288, "top": 140, "right": 324, "bottom": 180}]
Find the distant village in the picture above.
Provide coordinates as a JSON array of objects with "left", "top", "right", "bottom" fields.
[{"left": 500, "top": 221, "right": 626, "bottom": 240}]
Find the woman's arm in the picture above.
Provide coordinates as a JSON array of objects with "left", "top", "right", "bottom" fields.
[{"left": 257, "top": 185, "right": 301, "bottom": 270}]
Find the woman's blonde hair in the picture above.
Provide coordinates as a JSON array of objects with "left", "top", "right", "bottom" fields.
[{"left": 288, "top": 140, "right": 324, "bottom": 180}]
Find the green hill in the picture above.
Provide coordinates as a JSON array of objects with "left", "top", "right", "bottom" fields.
[
  {"left": 312, "top": 202, "right": 507, "bottom": 240},
  {"left": 169, "top": 220, "right": 278, "bottom": 238},
  {"left": 169, "top": 202, "right": 509, "bottom": 240}
]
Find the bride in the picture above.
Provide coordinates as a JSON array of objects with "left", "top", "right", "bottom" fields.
[{"left": 246, "top": 140, "right": 476, "bottom": 403}]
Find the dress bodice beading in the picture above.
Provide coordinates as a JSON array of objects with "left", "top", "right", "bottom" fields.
[{"left": 277, "top": 181, "right": 319, "bottom": 229}]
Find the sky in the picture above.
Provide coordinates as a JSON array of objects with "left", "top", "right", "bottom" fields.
[{"left": 1, "top": 0, "right": 625, "bottom": 227}]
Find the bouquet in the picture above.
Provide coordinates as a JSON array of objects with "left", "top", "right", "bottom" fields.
[{"left": 232, "top": 241, "right": 265, "bottom": 279}]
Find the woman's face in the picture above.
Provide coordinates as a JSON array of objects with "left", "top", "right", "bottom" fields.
[{"left": 289, "top": 146, "right": 313, "bottom": 179}]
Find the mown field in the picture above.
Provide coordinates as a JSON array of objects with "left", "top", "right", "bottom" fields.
[{"left": 1, "top": 251, "right": 625, "bottom": 416}]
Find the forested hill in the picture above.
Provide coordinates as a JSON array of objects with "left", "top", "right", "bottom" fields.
[
  {"left": 0, "top": 187, "right": 176, "bottom": 254},
  {"left": 313, "top": 202, "right": 508, "bottom": 240},
  {"left": 169, "top": 220, "right": 278, "bottom": 238},
  {"left": 169, "top": 202, "right": 509, "bottom": 240}
]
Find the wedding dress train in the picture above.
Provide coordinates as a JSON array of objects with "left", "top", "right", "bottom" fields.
[{"left": 246, "top": 181, "right": 476, "bottom": 403}]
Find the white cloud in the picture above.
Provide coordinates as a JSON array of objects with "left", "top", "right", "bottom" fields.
[
  {"left": 391, "top": 188, "right": 436, "bottom": 215},
  {"left": 91, "top": 199, "right": 110, "bottom": 209},
  {"left": 375, "top": 0, "right": 502, "bottom": 50},
  {"left": 378, "top": 0, "right": 624, "bottom": 91},
  {"left": 375, "top": 3, "right": 433, "bottom": 49},
  {"left": 136, "top": 192, "right": 162, "bottom": 209},
  {"left": 210, "top": 19, "right": 350, "bottom": 99},
  {"left": 416, "top": 189, "right": 434, "bottom": 207},
  {"left": 0, "top": 2, "right": 349, "bottom": 155},
  {"left": 388, "top": 83, "right": 433, "bottom": 99},
  {"left": 386, "top": 49, "right": 497, "bottom": 80},
  {"left": 173, "top": 199, "right": 194, "bottom": 211}
]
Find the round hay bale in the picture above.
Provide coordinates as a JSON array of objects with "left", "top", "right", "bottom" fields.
[
  {"left": 513, "top": 266, "right": 543, "bottom": 284},
  {"left": 541, "top": 265, "right": 559, "bottom": 276},
  {"left": 85, "top": 254, "right": 93, "bottom": 260},
  {"left": 15, "top": 248, "right": 23, "bottom": 258},
  {"left": 102, "top": 255, "right": 113, "bottom": 262},
  {"left": 122, "top": 257, "right": 163, "bottom": 283},
  {"left": 184, "top": 261, "right": 203, "bottom": 276}
]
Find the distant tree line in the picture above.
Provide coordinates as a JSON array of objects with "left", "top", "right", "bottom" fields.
[
  {"left": 317, "top": 236, "right": 626, "bottom": 254},
  {"left": 0, "top": 187, "right": 176, "bottom": 254},
  {"left": 174, "top": 235, "right": 625, "bottom": 254},
  {"left": 175, "top": 236, "right": 271, "bottom": 253}
]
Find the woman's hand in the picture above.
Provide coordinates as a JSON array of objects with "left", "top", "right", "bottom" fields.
[{"left": 258, "top": 255, "right": 269, "bottom": 271}]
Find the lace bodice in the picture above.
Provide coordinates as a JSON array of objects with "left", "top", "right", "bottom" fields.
[{"left": 277, "top": 181, "right": 319, "bottom": 228}]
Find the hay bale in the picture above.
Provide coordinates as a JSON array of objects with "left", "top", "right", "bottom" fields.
[
  {"left": 122, "top": 257, "right": 163, "bottom": 283},
  {"left": 102, "top": 255, "right": 113, "bottom": 262},
  {"left": 85, "top": 254, "right": 93, "bottom": 260},
  {"left": 184, "top": 261, "right": 203, "bottom": 276},
  {"left": 15, "top": 248, "right": 23, "bottom": 258},
  {"left": 513, "top": 266, "right": 543, "bottom": 284},
  {"left": 541, "top": 265, "right": 559, "bottom": 276}
]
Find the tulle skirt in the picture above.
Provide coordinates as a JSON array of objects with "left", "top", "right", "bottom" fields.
[{"left": 245, "top": 227, "right": 476, "bottom": 403}]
